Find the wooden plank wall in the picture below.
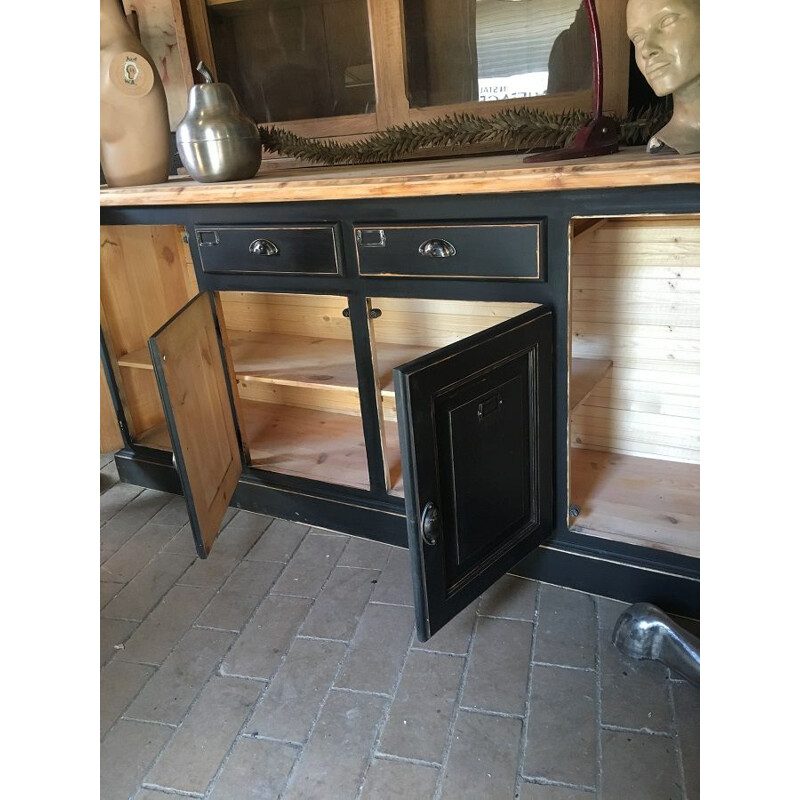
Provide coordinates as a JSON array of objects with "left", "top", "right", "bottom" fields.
[{"left": 570, "top": 216, "right": 700, "bottom": 464}]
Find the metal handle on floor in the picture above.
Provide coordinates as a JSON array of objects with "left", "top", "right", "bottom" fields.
[{"left": 612, "top": 602, "right": 699, "bottom": 687}]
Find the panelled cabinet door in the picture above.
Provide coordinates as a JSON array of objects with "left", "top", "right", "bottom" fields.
[
  {"left": 149, "top": 292, "right": 242, "bottom": 558},
  {"left": 394, "top": 306, "right": 554, "bottom": 640}
]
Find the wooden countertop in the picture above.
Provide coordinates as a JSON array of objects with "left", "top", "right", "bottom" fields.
[{"left": 99, "top": 148, "right": 699, "bottom": 207}]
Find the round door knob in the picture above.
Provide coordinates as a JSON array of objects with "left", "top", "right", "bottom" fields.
[{"left": 249, "top": 238, "right": 279, "bottom": 256}]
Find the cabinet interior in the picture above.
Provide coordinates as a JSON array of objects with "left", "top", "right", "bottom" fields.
[
  {"left": 568, "top": 215, "right": 700, "bottom": 558},
  {"left": 100, "top": 224, "right": 198, "bottom": 449},
  {"left": 368, "top": 297, "right": 538, "bottom": 496}
]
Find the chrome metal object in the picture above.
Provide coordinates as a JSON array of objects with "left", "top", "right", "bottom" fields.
[
  {"left": 176, "top": 61, "right": 262, "bottom": 183},
  {"left": 419, "top": 239, "right": 456, "bottom": 258},
  {"left": 249, "top": 239, "right": 279, "bottom": 256},
  {"left": 612, "top": 602, "right": 699, "bottom": 687}
]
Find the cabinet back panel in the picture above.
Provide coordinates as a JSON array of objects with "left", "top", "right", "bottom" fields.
[
  {"left": 570, "top": 216, "right": 700, "bottom": 465},
  {"left": 120, "top": 368, "right": 167, "bottom": 439},
  {"left": 369, "top": 297, "right": 539, "bottom": 348},
  {"left": 218, "top": 292, "right": 353, "bottom": 340},
  {"left": 100, "top": 225, "right": 197, "bottom": 357}
]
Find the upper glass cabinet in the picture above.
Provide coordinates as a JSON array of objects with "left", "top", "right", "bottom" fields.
[
  {"left": 176, "top": 0, "right": 628, "bottom": 148},
  {"left": 203, "top": 0, "right": 376, "bottom": 123},
  {"left": 403, "top": 0, "right": 591, "bottom": 109}
]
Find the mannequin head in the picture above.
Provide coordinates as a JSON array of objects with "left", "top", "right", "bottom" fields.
[
  {"left": 626, "top": 0, "right": 700, "bottom": 154},
  {"left": 626, "top": 0, "right": 699, "bottom": 98}
]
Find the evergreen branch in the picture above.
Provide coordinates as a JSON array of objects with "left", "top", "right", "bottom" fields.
[{"left": 259, "top": 105, "right": 670, "bottom": 167}]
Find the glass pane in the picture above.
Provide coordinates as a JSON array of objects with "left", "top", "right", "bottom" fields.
[
  {"left": 403, "top": 0, "right": 592, "bottom": 108},
  {"left": 205, "top": 0, "right": 376, "bottom": 124}
]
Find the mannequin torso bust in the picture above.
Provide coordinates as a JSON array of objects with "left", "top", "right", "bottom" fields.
[{"left": 100, "top": 0, "right": 170, "bottom": 186}]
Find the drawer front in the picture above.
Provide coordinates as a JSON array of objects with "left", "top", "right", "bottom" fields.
[
  {"left": 354, "top": 222, "right": 542, "bottom": 280},
  {"left": 195, "top": 225, "right": 341, "bottom": 275}
]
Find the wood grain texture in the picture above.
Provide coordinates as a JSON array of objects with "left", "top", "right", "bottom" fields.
[
  {"left": 151, "top": 294, "right": 241, "bottom": 554},
  {"left": 570, "top": 216, "right": 699, "bottom": 464},
  {"left": 242, "top": 399, "right": 369, "bottom": 489},
  {"left": 100, "top": 149, "right": 700, "bottom": 205},
  {"left": 570, "top": 448, "right": 699, "bottom": 557},
  {"left": 123, "top": 0, "right": 192, "bottom": 128}
]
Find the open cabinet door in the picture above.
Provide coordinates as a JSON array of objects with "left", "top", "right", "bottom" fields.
[
  {"left": 395, "top": 306, "right": 553, "bottom": 640},
  {"left": 149, "top": 292, "right": 242, "bottom": 558}
]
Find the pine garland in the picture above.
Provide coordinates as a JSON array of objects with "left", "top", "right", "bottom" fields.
[{"left": 258, "top": 105, "right": 670, "bottom": 167}]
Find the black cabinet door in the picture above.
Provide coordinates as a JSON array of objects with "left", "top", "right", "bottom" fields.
[
  {"left": 394, "top": 306, "right": 553, "bottom": 640},
  {"left": 149, "top": 292, "right": 243, "bottom": 558}
]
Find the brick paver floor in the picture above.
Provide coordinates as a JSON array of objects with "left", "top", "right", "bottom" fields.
[{"left": 100, "top": 453, "right": 699, "bottom": 800}]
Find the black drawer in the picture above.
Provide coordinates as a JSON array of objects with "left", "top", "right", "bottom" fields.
[
  {"left": 194, "top": 225, "right": 341, "bottom": 275},
  {"left": 354, "top": 221, "right": 542, "bottom": 280}
]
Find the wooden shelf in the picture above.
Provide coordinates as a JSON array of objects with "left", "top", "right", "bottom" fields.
[
  {"left": 242, "top": 399, "right": 370, "bottom": 490},
  {"left": 569, "top": 447, "right": 699, "bottom": 558},
  {"left": 136, "top": 421, "right": 172, "bottom": 451},
  {"left": 570, "top": 358, "right": 613, "bottom": 411}
]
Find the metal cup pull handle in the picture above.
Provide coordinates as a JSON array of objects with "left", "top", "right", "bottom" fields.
[
  {"left": 420, "top": 501, "right": 441, "bottom": 546},
  {"left": 249, "top": 238, "right": 279, "bottom": 256},
  {"left": 418, "top": 238, "right": 456, "bottom": 258}
]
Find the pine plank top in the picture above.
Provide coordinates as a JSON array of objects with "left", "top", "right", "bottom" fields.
[{"left": 99, "top": 148, "right": 699, "bottom": 207}]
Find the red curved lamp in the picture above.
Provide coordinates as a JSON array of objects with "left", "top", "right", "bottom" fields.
[{"left": 523, "top": 0, "right": 621, "bottom": 163}]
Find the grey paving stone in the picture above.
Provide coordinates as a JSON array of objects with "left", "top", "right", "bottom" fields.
[
  {"left": 282, "top": 689, "right": 389, "bottom": 800},
  {"left": 120, "top": 584, "right": 216, "bottom": 665},
  {"left": 337, "top": 536, "right": 392, "bottom": 570},
  {"left": 478, "top": 574, "right": 539, "bottom": 620},
  {"left": 101, "top": 581, "right": 124, "bottom": 610},
  {"left": 100, "top": 660, "right": 156, "bottom": 738},
  {"left": 534, "top": 584, "right": 596, "bottom": 669},
  {"left": 211, "top": 509, "right": 272, "bottom": 559},
  {"left": 132, "top": 791, "right": 175, "bottom": 800},
  {"left": 126, "top": 627, "right": 237, "bottom": 725},
  {"left": 101, "top": 553, "right": 194, "bottom": 621},
  {"left": 596, "top": 596, "right": 629, "bottom": 631},
  {"left": 335, "top": 602, "right": 415, "bottom": 694},
  {"left": 599, "top": 635, "right": 671, "bottom": 733},
  {"left": 101, "top": 470, "right": 118, "bottom": 494},
  {"left": 245, "top": 518, "right": 307, "bottom": 562},
  {"left": 246, "top": 637, "right": 347, "bottom": 743},
  {"left": 178, "top": 553, "right": 240, "bottom": 589},
  {"left": 413, "top": 600, "right": 478, "bottom": 655},
  {"left": 101, "top": 489, "right": 174, "bottom": 548},
  {"left": 525, "top": 665, "right": 597, "bottom": 787},
  {"left": 101, "top": 618, "right": 139, "bottom": 667},
  {"left": 672, "top": 681, "right": 700, "bottom": 800},
  {"left": 360, "top": 759, "right": 440, "bottom": 800},
  {"left": 222, "top": 558, "right": 285, "bottom": 594},
  {"left": 194, "top": 560, "right": 285, "bottom": 632},
  {"left": 195, "top": 591, "right": 271, "bottom": 633},
  {"left": 439, "top": 710, "right": 522, "bottom": 800},
  {"left": 379, "top": 650, "right": 465, "bottom": 763},
  {"left": 271, "top": 533, "right": 348, "bottom": 598},
  {"left": 161, "top": 522, "right": 201, "bottom": 555},
  {"left": 100, "top": 719, "right": 173, "bottom": 800},
  {"left": 222, "top": 594, "right": 313, "bottom": 680},
  {"left": 298, "top": 566, "right": 381, "bottom": 641},
  {"left": 149, "top": 494, "right": 189, "bottom": 526},
  {"left": 100, "top": 523, "right": 185, "bottom": 584},
  {"left": 601, "top": 729, "right": 682, "bottom": 800},
  {"left": 461, "top": 616, "right": 533, "bottom": 715},
  {"left": 519, "top": 782, "right": 596, "bottom": 799},
  {"left": 370, "top": 547, "right": 413, "bottom": 606},
  {"left": 145, "top": 676, "right": 262, "bottom": 795},
  {"left": 100, "top": 481, "right": 144, "bottom": 526},
  {"left": 208, "top": 736, "right": 299, "bottom": 800}
]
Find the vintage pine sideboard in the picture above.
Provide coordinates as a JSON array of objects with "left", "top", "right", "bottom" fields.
[{"left": 100, "top": 149, "right": 700, "bottom": 639}]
